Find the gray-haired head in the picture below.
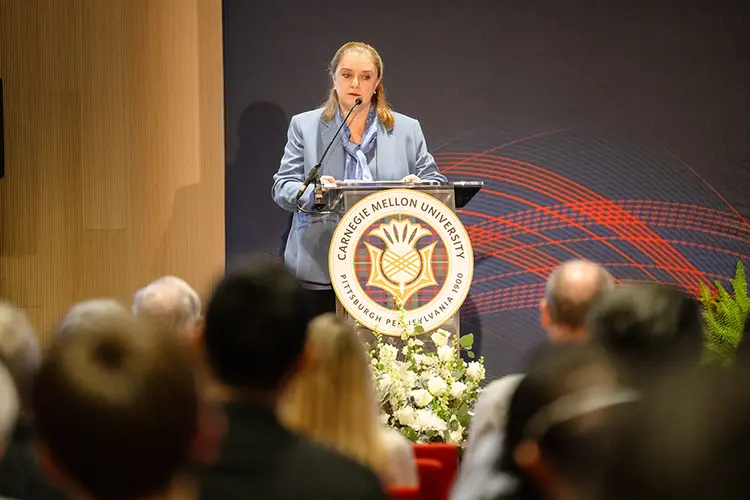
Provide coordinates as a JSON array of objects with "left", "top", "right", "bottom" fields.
[
  {"left": 0, "top": 361, "right": 19, "bottom": 447},
  {"left": 0, "top": 302, "right": 40, "bottom": 416},
  {"left": 542, "top": 260, "right": 615, "bottom": 341},
  {"left": 132, "top": 276, "right": 201, "bottom": 338},
  {"left": 59, "top": 299, "right": 134, "bottom": 338}
]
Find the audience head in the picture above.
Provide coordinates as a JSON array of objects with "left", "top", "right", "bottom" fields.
[
  {"left": 0, "top": 302, "right": 40, "bottom": 417},
  {"left": 280, "top": 314, "right": 387, "bottom": 478},
  {"left": 132, "top": 276, "right": 202, "bottom": 339},
  {"left": 203, "top": 259, "right": 308, "bottom": 397},
  {"left": 59, "top": 299, "right": 132, "bottom": 338},
  {"left": 0, "top": 362, "right": 19, "bottom": 456},
  {"left": 587, "top": 283, "right": 704, "bottom": 384},
  {"left": 541, "top": 260, "right": 615, "bottom": 342},
  {"left": 499, "top": 343, "right": 636, "bottom": 500},
  {"left": 600, "top": 369, "right": 750, "bottom": 500},
  {"left": 33, "top": 311, "right": 201, "bottom": 500}
]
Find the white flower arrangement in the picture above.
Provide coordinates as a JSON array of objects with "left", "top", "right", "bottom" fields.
[{"left": 367, "top": 305, "right": 486, "bottom": 445}]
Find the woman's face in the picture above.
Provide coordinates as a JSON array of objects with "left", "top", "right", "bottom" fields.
[{"left": 332, "top": 51, "right": 380, "bottom": 111}]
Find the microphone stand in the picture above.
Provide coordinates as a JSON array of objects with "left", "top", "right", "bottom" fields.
[{"left": 295, "top": 98, "right": 363, "bottom": 215}]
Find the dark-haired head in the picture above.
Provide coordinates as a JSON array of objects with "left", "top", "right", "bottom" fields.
[
  {"left": 203, "top": 259, "right": 308, "bottom": 398},
  {"left": 587, "top": 283, "right": 704, "bottom": 386},
  {"left": 498, "top": 343, "right": 635, "bottom": 500},
  {"left": 599, "top": 369, "right": 750, "bottom": 500}
]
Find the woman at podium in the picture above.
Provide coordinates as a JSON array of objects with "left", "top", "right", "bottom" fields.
[{"left": 272, "top": 41, "right": 447, "bottom": 318}]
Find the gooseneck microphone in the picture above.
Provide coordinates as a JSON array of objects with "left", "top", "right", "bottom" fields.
[{"left": 295, "top": 97, "right": 363, "bottom": 202}]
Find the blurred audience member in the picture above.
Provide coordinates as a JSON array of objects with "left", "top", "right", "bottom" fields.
[
  {"left": 58, "top": 299, "right": 132, "bottom": 338},
  {"left": 588, "top": 283, "right": 704, "bottom": 387},
  {"left": 0, "top": 302, "right": 64, "bottom": 500},
  {"left": 463, "top": 262, "right": 614, "bottom": 465},
  {"left": 492, "top": 343, "right": 636, "bottom": 500},
  {"left": 281, "top": 313, "right": 417, "bottom": 488},
  {"left": 0, "top": 361, "right": 19, "bottom": 459},
  {"left": 32, "top": 310, "right": 208, "bottom": 500},
  {"left": 132, "top": 276, "right": 202, "bottom": 340},
  {"left": 199, "top": 260, "right": 386, "bottom": 500},
  {"left": 598, "top": 368, "right": 750, "bottom": 500}
]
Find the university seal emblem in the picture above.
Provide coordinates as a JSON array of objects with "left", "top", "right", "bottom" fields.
[{"left": 329, "top": 189, "right": 473, "bottom": 336}]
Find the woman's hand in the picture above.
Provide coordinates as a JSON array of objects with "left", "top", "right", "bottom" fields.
[
  {"left": 319, "top": 175, "right": 337, "bottom": 191},
  {"left": 401, "top": 174, "right": 421, "bottom": 183}
]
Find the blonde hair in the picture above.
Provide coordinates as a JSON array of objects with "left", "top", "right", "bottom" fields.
[
  {"left": 280, "top": 314, "right": 389, "bottom": 480},
  {"left": 322, "top": 41, "right": 395, "bottom": 129}
]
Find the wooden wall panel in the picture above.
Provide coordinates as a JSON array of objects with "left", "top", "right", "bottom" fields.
[{"left": 0, "top": 0, "right": 226, "bottom": 346}]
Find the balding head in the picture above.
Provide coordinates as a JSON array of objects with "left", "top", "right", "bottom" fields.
[
  {"left": 59, "top": 299, "right": 133, "bottom": 339},
  {"left": 541, "top": 260, "right": 615, "bottom": 342},
  {"left": 133, "top": 276, "right": 201, "bottom": 339}
]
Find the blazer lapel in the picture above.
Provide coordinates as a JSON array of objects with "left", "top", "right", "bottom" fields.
[
  {"left": 318, "top": 118, "right": 345, "bottom": 180},
  {"left": 375, "top": 121, "right": 396, "bottom": 180}
]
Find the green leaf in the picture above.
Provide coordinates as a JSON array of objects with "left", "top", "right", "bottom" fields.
[
  {"left": 467, "top": 351, "right": 475, "bottom": 359},
  {"left": 698, "top": 260, "right": 749, "bottom": 367},
  {"left": 402, "top": 427, "right": 418, "bottom": 443},
  {"left": 413, "top": 324, "right": 425, "bottom": 335},
  {"left": 459, "top": 334, "right": 474, "bottom": 349}
]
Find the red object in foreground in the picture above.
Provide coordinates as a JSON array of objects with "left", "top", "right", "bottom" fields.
[
  {"left": 388, "top": 486, "right": 421, "bottom": 500},
  {"left": 413, "top": 443, "right": 459, "bottom": 500},
  {"left": 416, "top": 458, "right": 444, "bottom": 500}
]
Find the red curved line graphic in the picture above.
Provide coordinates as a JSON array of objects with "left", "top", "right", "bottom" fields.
[
  {"left": 445, "top": 158, "right": 706, "bottom": 289},
  {"left": 495, "top": 200, "right": 746, "bottom": 227},
  {"left": 663, "top": 148, "right": 750, "bottom": 230},
  {"left": 468, "top": 237, "right": 749, "bottom": 285},
  {"left": 452, "top": 167, "right": 691, "bottom": 285},
  {"left": 469, "top": 217, "right": 750, "bottom": 246},
  {"left": 467, "top": 270, "right": 730, "bottom": 316},
  {"left": 498, "top": 202, "right": 750, "bottom": 236},
  {"left": 436, "top": 127, "right": 583, "bottom": 165},
  {"left": 463, "top": 192, "right": 657, "bottom": 281},
  {"left": 466, "top": 226, "right": 560, "bottom": 279}
]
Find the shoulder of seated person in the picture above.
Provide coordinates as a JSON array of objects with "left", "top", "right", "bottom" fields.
[
  {"left": 483, "top": 373, "right": 525, "bottom": 396},
  {"left": 299, "top": 437, "right": 383, "bottom": 475}
]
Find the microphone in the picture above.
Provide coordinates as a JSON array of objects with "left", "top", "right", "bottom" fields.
[{"left": 295, "top": 97, "right": 363, "bottom": 202}]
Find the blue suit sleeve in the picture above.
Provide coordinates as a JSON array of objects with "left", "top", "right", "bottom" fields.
[
  {"left": 413, "top": 119, "right": 448, "bottom": 183},
  {"left": 272, "top": 115, "right": 310, "bottom": 212}
]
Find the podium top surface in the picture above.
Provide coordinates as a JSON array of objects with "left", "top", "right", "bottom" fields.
[{"left": 325, "top": 180, "right": 483, "bottom": 210}]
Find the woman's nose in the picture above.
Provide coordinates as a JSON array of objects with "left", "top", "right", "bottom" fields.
[{"left": 350, "top": 77, "right": 360, "bottom": 88}]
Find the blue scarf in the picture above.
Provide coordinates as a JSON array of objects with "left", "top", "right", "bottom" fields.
[{"left": 337, "top": 106, "right": 378, "bottom": 181}]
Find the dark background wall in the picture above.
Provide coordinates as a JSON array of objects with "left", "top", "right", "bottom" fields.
[{"left": 223, "top": 0, "right": 750, "bottom": 378}]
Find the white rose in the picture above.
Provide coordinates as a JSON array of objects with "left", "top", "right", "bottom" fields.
[
  {"left": 449, "top": 429, "right": 464, "bottom": 443},
  {"left": 378, "top": 344, "right": 399, "bottom": 365},
  {"left": 415, "top": 409, "right": 447, "bottom": 432},
  {"left": 430, "top": 329, "right": 450, "bottom": 347},
  {"left": 427, "top": 376, "right": 448, "bottom": 396},
  {"left": 377, "top": 374, "right": 392, "bottom": 393},
  {"left": 395, "top": 407, "right": 417, "bottom": 426},
  {"left": 450, "top": 381, "right": 467, "bottom": 399},
  {"left": 437, "top": 345, "right": 454, "bottom": 362},
  {"left": 403, "top": 370, "right": 418, "bottom": 388},
  {"left": 421, "top": 355, "right": 437, "bottom": 367},
  {"left": 466, "top": 361, "right": 486, "bottom": 381},
  {"left": 410, "top": 389, "right": 433, "bottom": 408}
]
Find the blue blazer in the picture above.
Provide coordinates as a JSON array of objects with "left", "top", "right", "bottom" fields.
[{"left": 272, "top": 107, "right": 447, "bottom": 286}]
